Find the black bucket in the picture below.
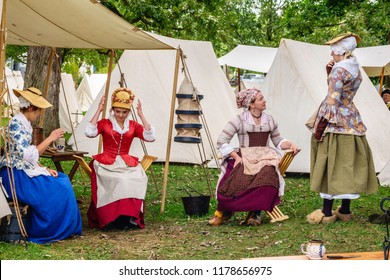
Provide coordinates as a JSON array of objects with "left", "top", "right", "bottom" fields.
[
  {"left": 182, "top": 195, "right": 211, "bottom": 216},
  {"left": 0, "top": 206, "right": 27, "bottom": 243}
]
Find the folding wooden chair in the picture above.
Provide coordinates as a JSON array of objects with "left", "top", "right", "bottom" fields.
[
  {"left": 72, "top": 154, "right": 157, "bottom": 178},
  {"left": 265, "top": 149, "right": 295, "bottom": 223},
  {"left": 73, "top": 155, "right": 92, "bottom": 177},
  {"left": 139, "top": 155, "right": 158, "bottom": 172}
]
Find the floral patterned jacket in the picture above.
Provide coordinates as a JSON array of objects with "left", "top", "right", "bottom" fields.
[
  {"left": 308, "top": 59, "right": 366, "bottom": 139},
  {"left": 0, "top": 115, "right": 36, "bottom": 170}
]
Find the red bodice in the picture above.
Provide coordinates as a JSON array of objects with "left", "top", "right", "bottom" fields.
[{"left": 92, "top": 119, "right": 145, "bottom": 166}]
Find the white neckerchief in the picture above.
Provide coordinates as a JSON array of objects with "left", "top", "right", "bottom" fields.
[
  {"left": 14, "top": 112, "right": 32, "bottom": 134},
  {"left": 243, "top": 110, "right": 267, "bottom": 125},
  {"left": 334, "top": 56, "right": 359, "bottom": 78},
  {"left": 109, "top": 115, "right": 130, "bottom": 135}
]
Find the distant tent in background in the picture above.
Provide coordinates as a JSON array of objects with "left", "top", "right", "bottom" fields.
[
  {"left": 354, "top": 45, "right": 390, "bottom": 95},
  {"left": 218, "top": 45, "right": 278, "bottom": 74},
  {"left": 218, "top": 45, "right": 277, "bottom": 92},
  {"left": 3, "top": 67, "right": 24, "bottom": 109},
  {"left": 59, "top": 73, "right": 82, "bottom": 132},
  {"left": 355, "top": 45, "right": 390, "bottom": 77},
  {"left": 260, "top": 39, "right": 390, "bottom": 174},
  {"left": 76, "top": 73, "right": 107, "bottom": 112}
]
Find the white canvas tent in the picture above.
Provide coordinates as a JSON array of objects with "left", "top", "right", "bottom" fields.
[
  {"left": 355, "top": 45, "right": 390, "bottom": 77},
  {"left": 59, "top": 73, "right": 82, "bottom": 133},
  {"left": 69, "top": 34, "right": 239, "bottom": 165},
  {"left": 378, "top": 161, "right": 390, "bottom": 186},
  {"left": 3, "top": 67, "right": 24, "bottom": 107},
  {"left": 5, "top": 0, "right": 173, "bottom": 50},
  {"left": 218, "top": 45, "right": 278, "bottom": 73},
  {"left": 76, "top": 73, "right": 107, "bottom": 112},
  {"left": 260, "top": 39, "right": 390, "bottom": 174}
]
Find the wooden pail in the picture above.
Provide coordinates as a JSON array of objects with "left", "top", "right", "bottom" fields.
[{"left": 31, "top": 126, "right": 43, "bottom": 146}]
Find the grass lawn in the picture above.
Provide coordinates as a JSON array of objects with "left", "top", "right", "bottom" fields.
[{"left": 0, "top": 158, "right": 389, "bottom": 260}]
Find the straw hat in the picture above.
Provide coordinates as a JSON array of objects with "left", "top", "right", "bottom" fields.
[
  {"left": 13, "top": 87, "right": 52, "bottom": 108},
  {"left": 325, "top": 32, "right": 361, "bottom": 45},
  {"left": 111, "top": 88, "right": 135, "bottom": 110}
]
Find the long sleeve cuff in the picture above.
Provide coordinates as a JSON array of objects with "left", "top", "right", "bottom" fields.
[
  {"left": 143, "top": 126, "right": 156, "bottom": 142},
  {"left": 85, "top": 122, "right": 98, "bottom": 137},
  {"left": 219, "top": 143, "right": 235, "bottom": 157},
  {"left": 22, "top": 146, "right": 39, "bottom": 163}
]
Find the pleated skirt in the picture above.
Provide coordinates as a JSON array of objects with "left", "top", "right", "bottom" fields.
[{"left": 310, "top": 133, "right": 378, "bottom": 196}]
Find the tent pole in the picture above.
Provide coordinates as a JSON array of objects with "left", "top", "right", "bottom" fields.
[
  {"left": 0, "top": 0, "right": 6, "bottom": 93},
  {"left": 0, "top": 0, "right": 6, "bottom": 156},
  {"left": 237, "top": 68, "right": 241, "bottom": 91},
  {"left": 379, "top": 67, "right": 385, "bottom": 95},
  {"left": 98, "top": 49, "right": 115, "bottom": 153},
  {"left": 38, "top": 47, "right": 56, "bottom": 128},
  {"left": 0, "top": 0, "right": 7, "bottom": 126},
  {"left": 160, "top": 48, "right": 181, "bottom": 213}
]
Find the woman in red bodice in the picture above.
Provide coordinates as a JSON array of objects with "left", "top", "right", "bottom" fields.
[{"left": 85, "top": 88, "right": 155, "bottom": 229}]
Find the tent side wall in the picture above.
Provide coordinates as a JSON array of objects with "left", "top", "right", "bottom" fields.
[{"left": 69, "top": 36, "right": 239, "bottom": 165}]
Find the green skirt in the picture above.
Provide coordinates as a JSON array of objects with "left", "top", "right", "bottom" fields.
[{"left": 310, "top": 133, "right": 378, "bottom": 195}]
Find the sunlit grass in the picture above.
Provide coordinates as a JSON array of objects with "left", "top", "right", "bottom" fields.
[{"left": 1, "top": 157, "right": 389, "bottom": 260}]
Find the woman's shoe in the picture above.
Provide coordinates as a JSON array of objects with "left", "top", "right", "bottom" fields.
[
  {"left": 333, "top": 207, "right": 352, "bottom": 222},
  {"left": 306, "top": 209, "right": 337, "bottom": 224},
  {"left": 208, "top": 211, "right": 232, "bottom": 226},
  {"left": 240, "top": 211, "right": 261, "bottom": 226},
  {"left": 247, "top": 215, "right": 261, "bottom": 226},
  {"left": 307, "top": 209, "right": 325, "bottom": 224},
  {"left": 321, "top": 215, "right": 337, "bottom": 224}
]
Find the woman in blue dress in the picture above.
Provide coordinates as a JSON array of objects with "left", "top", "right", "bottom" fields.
[{"left": 0, "top": 87, "right": 82, "bottom": 244}]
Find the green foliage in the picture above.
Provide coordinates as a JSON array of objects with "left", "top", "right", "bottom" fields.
[{"left": 5, "top": 1, "right": 390, "bottom": 72}]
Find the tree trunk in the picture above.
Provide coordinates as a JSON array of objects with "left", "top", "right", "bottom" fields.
[{"left": 24, "top": 47, "right": 63, "bottom": 138}]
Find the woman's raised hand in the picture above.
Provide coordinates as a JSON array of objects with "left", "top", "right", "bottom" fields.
[
  {"left": 98, "top": 96, "right": 106, "bottom": 112},
  {"left": 49, "top": 128, "right": 64, "bottom": 142},
  {"left": 136, "top": 99, "right": 143, "bottom": 117},
  {"left": 326, "top": 60, "right": 335, "bottom": 75}
]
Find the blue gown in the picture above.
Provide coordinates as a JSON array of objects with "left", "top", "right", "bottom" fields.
[
  {"left": 0, "top": 113, "right": 82, "bottom": 244},
  {"left": 1, "top": 169, "right": 82, "bottom": 244}
]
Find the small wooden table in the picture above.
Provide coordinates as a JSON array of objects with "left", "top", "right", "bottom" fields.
[
  {"left": 242, "top": 251, "right": 386, "bottom": 260},
  {"left": 41, "top": 150, "right": 88, "bottom": 182}
]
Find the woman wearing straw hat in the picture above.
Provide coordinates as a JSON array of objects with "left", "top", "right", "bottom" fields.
[
  {"left": 306, "top": 33, "right": 378, "bottom": 224},
  {"left": 0, "top": 87, "right": 82, "bottom": 244},
  {"left": 85, "top": 88, "right": 155, "bottom": 230},
  {"left": 208, "top": 88, "right": 300, "bottom": 226}
]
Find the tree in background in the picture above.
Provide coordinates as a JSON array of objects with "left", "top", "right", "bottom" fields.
[{"left": 4, "top": 0, "right": 390, "bottom": 130}]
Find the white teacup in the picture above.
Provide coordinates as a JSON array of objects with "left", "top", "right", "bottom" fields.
[
  {"left": 300, "top": 239, "right": 326, "bottom": 260},
  {"left": 55, "top": 137, "right": 66, "bottom": 152}
]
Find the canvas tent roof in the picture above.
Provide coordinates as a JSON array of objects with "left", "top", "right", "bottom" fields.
[
  {"left": 68, "top": 34, "right": 239, "bottom": 165},
  {"left": 260, "top": 39, "right": 390, "bottom": 174},
  {"left": 5, "top": 0, "right": 173, "bottom": 50},
  {"left": 355, "top": 45, "right": 390, "bottom": 77},
  {"left": 76, "top": 73, "right": 107, "bottom": 112},
  {"left": 218, "top": 45, "right": 277, "bottom": 73},
  {"left": 59, "top": 73, "right": 82, "bottom": 133}
]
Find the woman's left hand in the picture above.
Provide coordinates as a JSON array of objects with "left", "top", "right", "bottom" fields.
[
  {"left": 47, "top": 168, "right": 58, "bottom": 177},
  {"left": 136, "top": 99, "right": 143, "bottom": 116},
  {"left": 290, "top": 144, "right": 300, "bottom": 155}
]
